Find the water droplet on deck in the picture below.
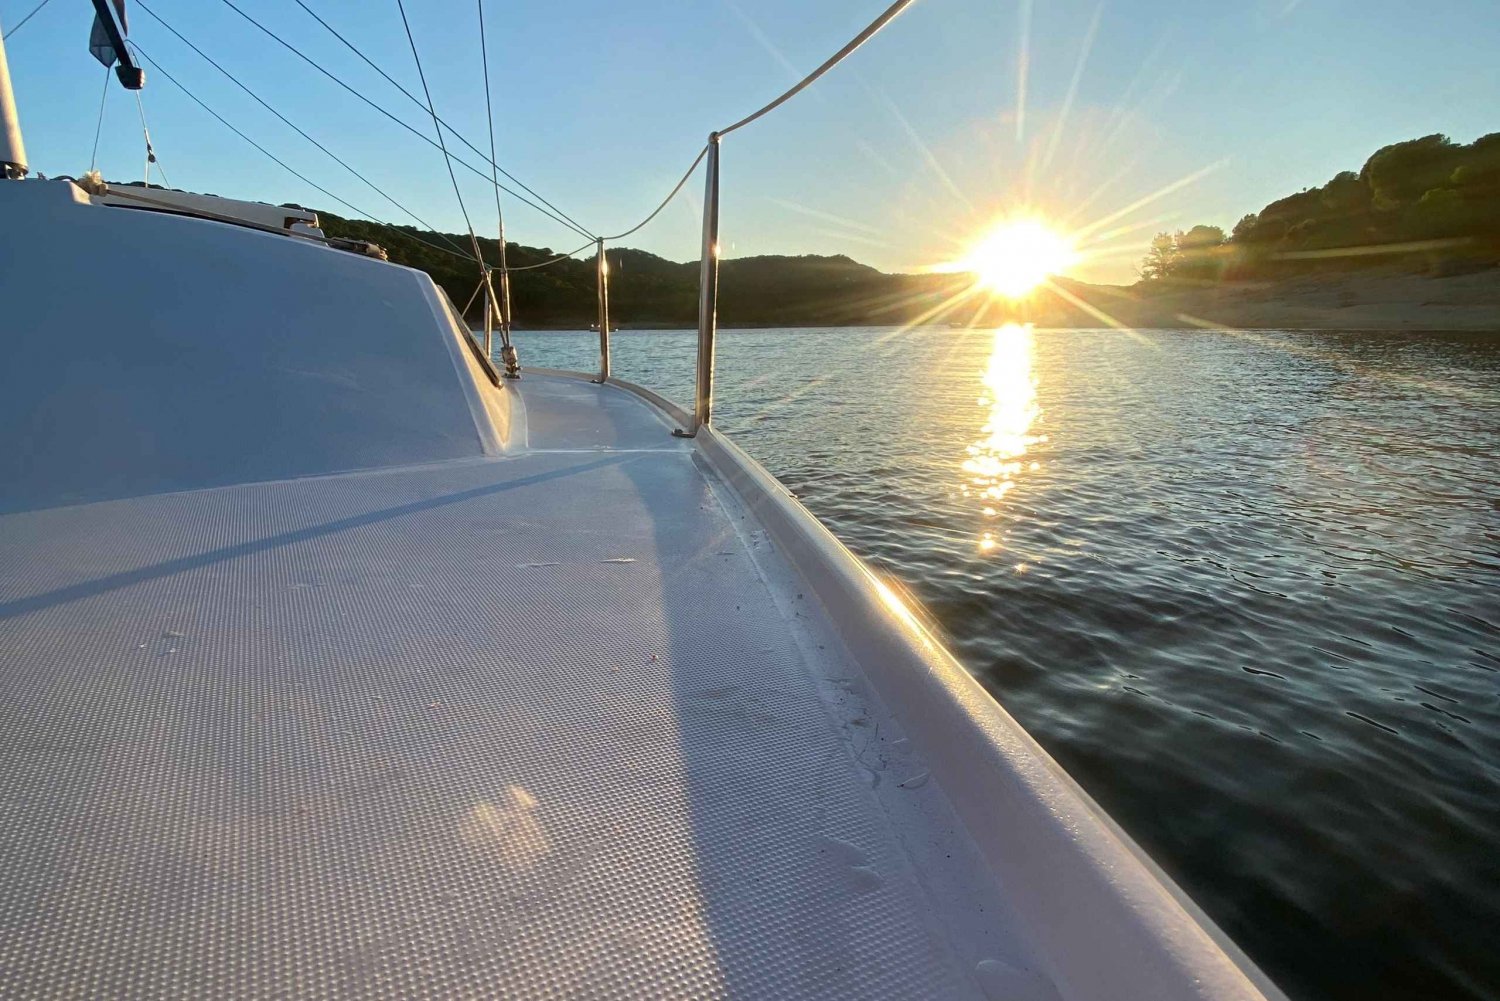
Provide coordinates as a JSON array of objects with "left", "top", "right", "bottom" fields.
[
  {"left": 974, "top": 958, "right": 1061, "bottom": 1001},
  {"left": 819, "top": 834, "right": 867, "bottom": 867},
  {"left": 849, "top": 865, "right": 882, "bottom": 894}
]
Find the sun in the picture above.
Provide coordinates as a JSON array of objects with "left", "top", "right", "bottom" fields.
[{"left": 958, "top": 219, "right": 1078, "bottom": 299}]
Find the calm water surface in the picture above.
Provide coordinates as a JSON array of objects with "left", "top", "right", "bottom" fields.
[{"left": 517, "top": 326, "right": 1499, "bottom": 1001}]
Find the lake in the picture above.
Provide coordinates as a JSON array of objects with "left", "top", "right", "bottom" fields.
[{"left": 515, "top": 326, "right": 1499, "bottom": 1001}]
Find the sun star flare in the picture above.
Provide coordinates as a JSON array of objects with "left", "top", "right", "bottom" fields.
[{"left": 958, "top": 219, "right": 1079, "bottom": 299}]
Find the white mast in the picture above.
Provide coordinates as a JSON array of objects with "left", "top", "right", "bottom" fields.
[{"left": 0, "top": 17, "right": 29, "bottom": 179}]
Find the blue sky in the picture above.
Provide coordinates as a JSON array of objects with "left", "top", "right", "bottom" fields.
[{"left": 4, "top": 0, "right": 1496, "bottom": 283}]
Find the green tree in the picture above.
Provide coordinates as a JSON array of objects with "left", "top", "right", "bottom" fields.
[
  {"left": 1207, "top": 132, "right": 1500, "bottom": 277},
  {"left": 1175, "top": 225, "right": 1226, "bottom": 281},
  {"left": 1139, "top": 231, "right": 1181, "bottom": 281},
  {"left": 1178, "top": 225, "right": 1226, "bottom": 249},
  {"left": 1230, "top": 213, "right": 1259, "bottom": 243},
  {"left": 1362, "top": 134, "right": 1458, "bottom": 210}
]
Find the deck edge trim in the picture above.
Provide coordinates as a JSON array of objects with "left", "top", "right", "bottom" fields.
[{"left": 548, "top": 367, "right": 1288, "bottom": 1001}]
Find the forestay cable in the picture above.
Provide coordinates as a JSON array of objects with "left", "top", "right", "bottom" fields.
[
  {"left": 394, "top": 0, "right": 520, "bottom": 376},
  {"left": 132, "top": 44, "right": 479, "bottom": 265},
  {"left": 132, "top": 90, "right": 167, "bottom": 187},
  {"left": 87, "top": 64, "right": 109, "bottom": 172},
  {"left": 135, "top": 1, "right": 468, "bottom": 258},
  {"left": 214, "top": 0, "right": 593, "bottom": 241},
  {"left": 393, "top": 0, "right": 483, "bottom": 268},
  {"left": 2, "top": 0, "right": 54, "bottom": 40},
  {"left": 293, "top": 0, "right": 594, "bottom": 241},
  {"left": 476, "top": 0, "right": 513, "bottom": 348}
]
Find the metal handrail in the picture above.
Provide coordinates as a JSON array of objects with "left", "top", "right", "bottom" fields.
[
  {"left": 671, "top": 0, "right": 918, "bottom": 436},
  {"left": 593, "top": 238, "right": 611, "bottom": 383},
  {"left": 673, "top": 134, "right": 722, "bottom": 436}
]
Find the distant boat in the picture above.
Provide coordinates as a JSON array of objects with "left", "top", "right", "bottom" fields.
[{"left": 0, "top": 7, "right": 1284, "bottom": 1000}]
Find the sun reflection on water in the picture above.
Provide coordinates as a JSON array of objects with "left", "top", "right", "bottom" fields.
[{"left": 963, "top": 323, "right": 1043, "bottom": 555}]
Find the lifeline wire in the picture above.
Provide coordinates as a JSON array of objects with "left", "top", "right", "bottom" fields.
[
  {"left": 718, "top": 0, "right": 918, "bottom": 137},
  {"left": 598, "top": 0, "right": 919, "bottom": 242},
  {"left": 503, "top": 239, "right": 596, "bottom": 271},
  {"left": 600, "top": 144, "right": 709, "bottom": 242}
]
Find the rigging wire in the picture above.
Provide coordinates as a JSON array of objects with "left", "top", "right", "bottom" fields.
[
  {"left": 717, "top": 0, "right": 917, "bottom": 137},
  {"left": 600, "top": 144, "right": 709, "bottom": 241},
  {"left": 2, "top": 0, "right": 54, "bottom": 40},
  {"left": 292, "top": 0, "right": 594, "bottom": 241},
  {"left": 134, "top": 0, "right": 468, "bottom": 258},
  {"left": 475, "top": 0, "right": 513, "bottom": 343},
  {"left": 503, "top": 239, "right": 595, "bottom": 271},
  {"left": 80, "top": 0, "right": 916, "bottom": 340},
  {"left": 392, "top": 0, "right": 484, "bottom": 267},
  {"left": 212, "top": 0, "right": 593, "bottom": 241},
  {"left": 131, "top": 44, "right": 479, "bottom": 265},
  {"left": 457, "top": 239, "right": 595, "bottom": 329},
  {"left": 88, "top": 64, "right": 110, "bottom": 172},
  {"left": 393, "top": 0, "right": 522, "bottom": 373},
  {"left": 459, "top": 275, "right": 487, "bottom": 317},
  {"left": 590, "top": 2, "right": 916, "bottom": 246},
  {"left": 132, "top": 89, "right": 168, "bottom": 187}
]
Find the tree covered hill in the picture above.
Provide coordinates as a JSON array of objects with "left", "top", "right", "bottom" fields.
[
  {"left": 322, "top": 129, "right": 1498, "bottom": 328},
  {"left": 317, "top": 212, "right": 970, "bottom": 328},
  {"left": 1139, "top": 132, "right": 1500, "bottom": 284}
]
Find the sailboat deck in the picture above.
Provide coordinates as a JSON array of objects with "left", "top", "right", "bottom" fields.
[{"left": 0, "top": 373, "right": 1029, "bottom": 999}]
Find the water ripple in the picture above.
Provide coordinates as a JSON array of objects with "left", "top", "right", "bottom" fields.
[{"left": 524, "top": 326, "right": 1500, "bottom": 1001}]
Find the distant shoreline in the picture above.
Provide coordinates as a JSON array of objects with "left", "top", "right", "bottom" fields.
[
  {"left": 477, "top": 267, "right": 1499, "bottom": 334},
  {"left": 1034, "top": 266, "right": 1500, "bottom": 333}
]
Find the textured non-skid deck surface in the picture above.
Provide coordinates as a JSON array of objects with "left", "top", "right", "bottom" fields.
[
  {"left": 517, "top": 371, "right": 689, "bottom": 451},
  {"left": 0, "top": 377, "right": 992, "bottom": 998}
]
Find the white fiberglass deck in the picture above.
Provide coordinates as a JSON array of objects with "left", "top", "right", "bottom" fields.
[
  {"left": 1, "top": 179, "right": 1282, "bottom": 1000},
  {"left": 0, "top": 374, "right": 1029, "bottom": 999}
]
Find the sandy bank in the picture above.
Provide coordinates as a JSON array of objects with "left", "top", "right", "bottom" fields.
[{"left": 1039, "top": 267, "right": 1500, "bottom": 331}]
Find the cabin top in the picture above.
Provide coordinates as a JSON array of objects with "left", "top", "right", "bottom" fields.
[{"left": 0, "top": 179, "right": 509, "bottom": 513}]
